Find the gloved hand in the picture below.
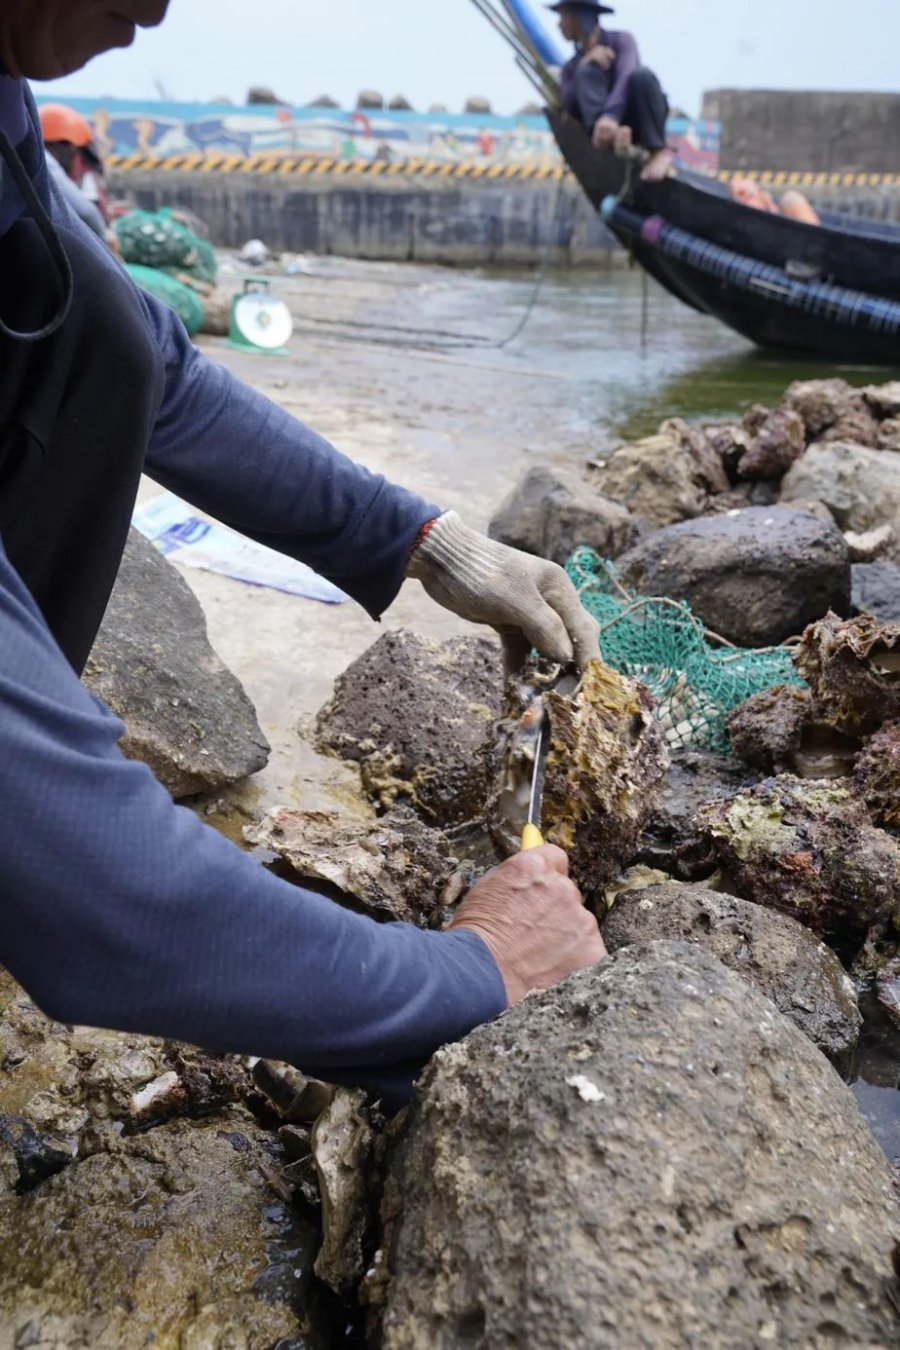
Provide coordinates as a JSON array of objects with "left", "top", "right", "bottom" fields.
[{"left": 407, "top": 512, "right": 601, "bottom": 673}]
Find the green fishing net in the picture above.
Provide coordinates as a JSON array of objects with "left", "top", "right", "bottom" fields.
[
  {"left": 125, "top": 263, "right": 205, "bottom": 336},
  {"left": 567, "top": 547, "right": 807, "bottom": 753}
]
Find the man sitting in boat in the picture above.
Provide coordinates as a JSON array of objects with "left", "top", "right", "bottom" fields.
[{"left": 550, "top": 1, "right": 673, "bottom": 182}]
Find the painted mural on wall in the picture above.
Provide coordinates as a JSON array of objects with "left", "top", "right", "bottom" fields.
[{"left": 34, "top": 97, "right": 720, "bottom": 173}]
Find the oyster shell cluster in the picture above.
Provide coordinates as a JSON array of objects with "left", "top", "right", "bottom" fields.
[{"left": 486, "top": 659, "right": 669, "bottom": 895}]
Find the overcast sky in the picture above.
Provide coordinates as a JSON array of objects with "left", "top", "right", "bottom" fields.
[{"left": 41, "top": 0, "right": 897, "bottom": 119}]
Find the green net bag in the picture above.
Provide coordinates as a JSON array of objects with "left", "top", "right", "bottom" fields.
[
  {"left": 125, "top": 264, "right": 205, "bottom": 336},
  {"left": 115, "top": 210, "right": 217, "bottom": 285},
  {"left": 567, "top": 547, "right": 806, "bottom": 753}
]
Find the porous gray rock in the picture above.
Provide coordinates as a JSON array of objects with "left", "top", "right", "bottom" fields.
[
  {"left": 615, "top": 506, "right": 850, "bottom": 647},
  {"left": 377, "top": 944, "right": 900, "bottom": 1350},
  {"left": 488, "top": 465, "right": 635, "bottom": 565},
  {"left": 315, "top": 630, "right": 502, "bottom": 826},
  {"left": 782, "top": 441, "right": 900, "bottom": 534},
  {"left": 602, "top": 883, "right": 861, "bottom": 1061},
  {"left": 83, "top": 530, "right": 269, "bottom": 799},
  {"left": 589, "top": 418, "right": 730, "bottom": 529},
  {"left": 854, "top": 562, "right": 900, "bottom": 623}
]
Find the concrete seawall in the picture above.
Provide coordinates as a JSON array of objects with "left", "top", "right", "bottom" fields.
[
  {"left": 110, "top": 166, "right": 900, "bottom": 268},
  {"left": 110, "top": 168, "right": 620, "bottom": 266}
]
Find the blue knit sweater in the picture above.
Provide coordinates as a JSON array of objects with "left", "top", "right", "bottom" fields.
[{"left": 0, "top": 80, "right": 506, "bottom": 1106}]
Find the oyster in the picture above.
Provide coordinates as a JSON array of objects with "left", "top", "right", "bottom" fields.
[
  {"left": 794, "top": 613, "right": 900, "bottom": 736},
  {"left": 486, "top": 659, "right": 669, "bottom": 895},
  {"left": 245, "top": 806, "right": 467, "bottom": 927}
]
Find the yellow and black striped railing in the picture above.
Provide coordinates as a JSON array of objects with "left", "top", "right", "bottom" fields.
[
  {"left": 105, "top": 152, "right": 566, "bottom": 180},
  {"left": 105, "top": 153, "right": 900, "bottom": 189}
]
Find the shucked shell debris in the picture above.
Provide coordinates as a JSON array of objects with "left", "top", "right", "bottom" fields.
[{"left": 487, "top": 659, "right": 669, "bottom": 894}]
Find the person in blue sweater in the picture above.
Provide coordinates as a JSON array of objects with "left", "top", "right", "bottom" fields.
[{"left": 0, "top": 0, "right": 607, "bottom": 1108}]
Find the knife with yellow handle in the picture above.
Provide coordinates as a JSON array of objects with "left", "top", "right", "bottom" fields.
[{"left": 521, "top": 721, "right": 546, "bottom": 851}]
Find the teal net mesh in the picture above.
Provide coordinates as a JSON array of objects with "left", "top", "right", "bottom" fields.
[
  {"left": 124, "top": 264, "right": 205, "bottom": 336},
  {"left": 567, "top": 547, "right": 807, "bottom": 753}
]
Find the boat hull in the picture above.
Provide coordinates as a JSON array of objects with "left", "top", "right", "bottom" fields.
[{"left": 548, "top": 110, "right": 900, "bottom": 364}]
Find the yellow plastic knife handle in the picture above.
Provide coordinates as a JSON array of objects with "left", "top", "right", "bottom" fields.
[{"left": 521, "top": 823, "right": 545, "bottom": 851}]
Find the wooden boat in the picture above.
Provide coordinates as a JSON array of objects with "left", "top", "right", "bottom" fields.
[
  {"left": 479, "top": 0, "right": 900, "bottom": 364},
  {"left": 550, "top": 112, "right": 900, "bottom": 364}
]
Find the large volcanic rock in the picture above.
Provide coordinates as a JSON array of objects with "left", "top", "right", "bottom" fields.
[
  {"left": 615, "top": 506, "right": 850, "bottom": 647},
  {"left": 315, "top": 630, "right": 502, "bottom": 827},
  {"left": 782, "top": 441, "right": 900, "bottom": 535},
  {"left": 83, "top": 530, "right": 269, "bottom": 798},
  {"left": 602, "top": 882, "right": 861, "bottom": 1062},
  {"left": 376, "top": 944, "right": 900, "bottom": 1350},
  {"left": 488, "top": 464, "right": 635, "bottom": 565}
]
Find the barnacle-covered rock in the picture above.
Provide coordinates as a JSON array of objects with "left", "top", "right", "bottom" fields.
[
  {"left": 736, "top": 408, "right": 806, "bottom": 481},
  {"left": 589, "top": 418, "right": 729, "bottom": 529},
  {"left": 863, "top": 381, "right": 900, "bottom": 419},
  {"left": 794, "top": 612, "right": 900, "bottom": 736},
  {"left": 877, "top": 416, "right": 900, "bottom": 451},
  {"left": 694, "top": 776, "right": 900, "bottom": 947},
  {"left": 726, "top": 686, "right": 814, "bottom": 773},
  {"left": 726, "top": 685, "right": 861, "bottom": 779},
  {"left": 820, "top": 407, "right": 881, "bottom": 447},
  {"left": 782, "top": 377, "right": 858, "bottom": 437},
  {"left": 854, "top": 721, "right": 900, "bottom": 831},
  {"left": 245, "top": 806, "right": 465, "bottom": 926},
  {"left": 486, "top": 660, "right": 669, "bottom": 894}
]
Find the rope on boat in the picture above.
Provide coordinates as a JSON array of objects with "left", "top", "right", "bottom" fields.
[{"left": 604, "top": 199, "right": 900, "bottom": 337}]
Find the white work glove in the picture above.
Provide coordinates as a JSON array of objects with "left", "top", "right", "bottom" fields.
[{"left": 407, "top": 512, "right": 600, "bottom": 673}]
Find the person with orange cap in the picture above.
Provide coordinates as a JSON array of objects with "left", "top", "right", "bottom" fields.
[{"left": 39, "top": 100, "right": 111, "bottom": 233}]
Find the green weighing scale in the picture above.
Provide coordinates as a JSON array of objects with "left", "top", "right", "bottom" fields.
[{"left": 227, "top": 278, "right": 294, "bottom": 356}]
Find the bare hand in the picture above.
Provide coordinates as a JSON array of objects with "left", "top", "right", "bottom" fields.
[
  {"left": 450, "top": 847, "right": 607, "bottom": 1005},
  {"left": 582, "top": 44, "right": 615, "bottom": 71},
  {"left": 592, "top": 115, "right": 620, "bottom": 150}
]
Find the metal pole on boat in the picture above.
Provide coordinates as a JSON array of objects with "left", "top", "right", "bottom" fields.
[{"left": 467, "top": 0, "right": 560, "bottom": 102}]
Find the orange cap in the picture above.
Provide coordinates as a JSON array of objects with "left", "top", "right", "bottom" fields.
[{"left": 38, "top": 103, "right": 94, "bottom": 149}]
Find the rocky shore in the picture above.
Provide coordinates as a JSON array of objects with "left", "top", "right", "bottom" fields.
[{"left": 3, "top": 376, "right": 900, "bottom": 1346}]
